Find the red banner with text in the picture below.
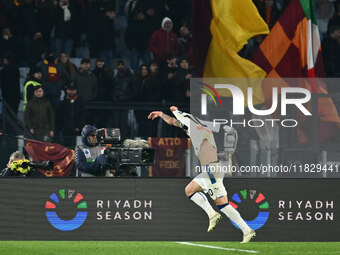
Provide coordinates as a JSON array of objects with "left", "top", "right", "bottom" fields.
[
  {"left": 149, "top": 138, "right": 190, "bottom": 177},
  {"left": 24, "top": 139, "right": 74, "bottom": 177}
]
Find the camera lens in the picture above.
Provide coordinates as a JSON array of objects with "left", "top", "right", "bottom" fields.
[{"left": 20, "top": 162, "right": 29, "bottom": 168}]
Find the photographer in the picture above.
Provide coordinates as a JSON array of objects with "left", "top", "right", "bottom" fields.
[
  {"left": 0, "top": 151, "right": 55, "bottom": 177},
  {"left": 75, "top": 125, "right": 110, "bottom": 177},
  {"left": 0, "top": 151, "right": 27, "bottom": 177}
]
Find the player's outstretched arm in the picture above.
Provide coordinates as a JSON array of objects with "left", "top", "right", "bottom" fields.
[{"left": 148, "top": 111, "right": 182, "bottom": 128}]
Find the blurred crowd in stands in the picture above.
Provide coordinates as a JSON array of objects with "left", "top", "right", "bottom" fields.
[{"left": 0, "top": 0, "right": 339, "bottom": 142}]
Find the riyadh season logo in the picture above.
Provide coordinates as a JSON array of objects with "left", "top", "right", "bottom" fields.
[
  {"left": 45, "top": 189, "right": 88, "bottom": 231},
  {"left": 229, "top": 189, "right": 269, "bottom": 230},
  {"left": 200, "top": 84, "right": 312, "bottom": 128}
]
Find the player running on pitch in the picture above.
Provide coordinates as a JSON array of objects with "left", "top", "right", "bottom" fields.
[{"left": 148, "top": 106, "right": 255, "bottom": 243}]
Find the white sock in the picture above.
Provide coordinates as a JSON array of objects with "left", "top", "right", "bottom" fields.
[
  {"left": 189, "top": 192, "right": 216, "bottom": 218},
  {"left": 219, "top": 204, "right": 251, "bottom": 234}
]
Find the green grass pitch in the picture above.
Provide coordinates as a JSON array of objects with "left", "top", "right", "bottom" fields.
[{"left": 0, "top": 241, "right": 340, "bottom": 255}]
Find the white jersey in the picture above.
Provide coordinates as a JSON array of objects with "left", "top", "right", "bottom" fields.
[{"left": 172, "top": 110, "right": 218, "bottom": 156}]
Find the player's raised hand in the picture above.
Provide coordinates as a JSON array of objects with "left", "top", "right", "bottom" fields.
[{"left": 148, "top": 111, "right": 162, "bottom": 120}]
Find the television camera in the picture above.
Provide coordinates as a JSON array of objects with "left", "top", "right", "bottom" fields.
[{"left": 95, "top": 128, "right": 155, "bottom": 175}]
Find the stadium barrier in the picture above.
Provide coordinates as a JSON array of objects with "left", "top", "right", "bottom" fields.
[{"left": 0, "top": 178, "right": 338, "bottom": 241}]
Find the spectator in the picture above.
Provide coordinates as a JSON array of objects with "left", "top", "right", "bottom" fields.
[
  {"left": 0, "top": 0, "right": 16, "bottom": 27},
  {"left": 134, "top": 64, "right": 160, "bottom": 137},
  {"left": 172, "top": 57, "right": 192, "bottom": 103},
  {"left": 0, "top": 26, "right": 22, "bottom": 62},
  {"left": 160, "top": 52, "right": 178, "bottom": 102},
  {"left": 135, "top": 64, "right": 161, "bottom": 102},
  {"left": 113, "top": 59, "right": 133, "bottom": 77},
  {"left": 54, "top": 0, "right": 77, "bottom": 56},
  {"left": 56, "top": 82, "right": 86, "bottom": 142},
  {"left": 57, "top": 52, "right": 78, "bottom": 81},
  {"left": 23, "top": 66, "right": 43, "bottom": 110},
  {"left": 149, "top": 17, "right": 178, "bottom": 64},
  {"left": 75, "top": 125, "right": 109, "bottom": 177},
  {"left": 135, "top": 0, "right": 168, "bottom": 32},
  {"left": 24, "top": 86, "right": 55, "bottom": 141},
  {"left": 322, "top": 25, "right": 340, "bottom": 77},
  {"left": 14, "top": 0, "right": 42, "bottom": 64},
  {"left": 328, "top": 1, "right": 340, "bottom": 33},
  {"left": 125, "top": 8, "right": 153, "bottom": 72},
  {"left": 149, "top": 60, "right": 162, "bottom": 99},
  {"left": 149, "top": 60, "right": 160, "bottom": 76},
  {"left": 316, "top": 0, "right": 334, "bottom": 40},
  {"left": 92, "top": 58, "right": 114, "bottom": 101},
  {"left": 177, "top": 26, "right": 192, "bottom": 58},
  {"left": 0, "top": 53, "right": 20, "bottom": 115},
  {"left": 37, "top": 49, "right": 66, "bottom": 109},
  {"left": 126, "top": 0, "right": 138, "bottom": 22},
  {"left": 110, "top": 59, "right": 134, "bottom": 135},
  {"left": 114, "top": 0, "right": 129, "bottom": 58},
  {"left": 27, "top": 32, "right": 48, "bottom": 68},
  {"left": 85, "top": 1, "right": 116, "bottom": 66},
  {"left": 165, "top": 0, "right": 190, "bottom": 37},
  {"left": 36, "top": 0, "right": 55, "bottom": 46},
  {"left": 72, "top": 58, "right": 98, "bottom": 101},
  {"left": 112, "top": 59, "right": 134, "bottom": 101}
]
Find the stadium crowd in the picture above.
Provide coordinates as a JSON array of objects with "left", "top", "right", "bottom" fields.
[{"left": 0, "top": 0, "right": 339, "bottom": 142}]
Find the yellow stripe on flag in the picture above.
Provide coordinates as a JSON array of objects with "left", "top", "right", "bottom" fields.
[{"left": 203, "top": 0, "right": 269, "bottom": 105}]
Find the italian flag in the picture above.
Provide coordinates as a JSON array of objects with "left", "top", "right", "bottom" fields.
[
  {"left": 251, "top": 0, "right": 340, "bottom": 142},
  {"left": 304, "top": 0, "right": 323, "bottom": 89}
]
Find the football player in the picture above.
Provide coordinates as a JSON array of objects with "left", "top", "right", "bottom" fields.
[{"left": 148, "top": 106, "right": 255, "bottom": 243}]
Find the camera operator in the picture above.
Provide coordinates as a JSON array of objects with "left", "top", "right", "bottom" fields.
[
  {"left": 1, "top": 151, "right": 31, "bottom": 177},
  {"left": 75, "top": 125, "right": 110, "bottom": 177}
]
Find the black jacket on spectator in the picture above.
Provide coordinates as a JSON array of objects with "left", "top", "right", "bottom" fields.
[
  {"left": 85, "top": 1, "right": 115, "bottom": 56},
  {"left": 112, "top": 68, "right": 135, "bottom": 101},
  {"left": 36, "top": 0, "right": 56, "bottom": 43},
  {"left": 72, "top": 69, "right": 98, "bottom": 101},
  {"left": 15, "top": 2, "right": 40, "bottom": 38},
  {"left": 56, "top": 96, "right": 86, "bottom": 136},
  {"left": 327, "top": 15, "right": 340, "bottom": 33},
  {"left": 92, "top": 67, "right": 114, "bottom": 101},
  {"left": 125, "top": 13, "right": 153, "bottom": 51},
  {"left": 135, "top": 75, "right": 161, "bottom": 102},
  {"left": 160, "top": 64, "right": 178, "bottom": 101},
  {"left": 0, "top": 62, "right": 20, "bottom": 114},
  {"left": 172, "top": 67, "right": 191, "bottom": 103},
  {"left": 0, "top": 36, "right": 22, "bottom": 61},
  {"left": 27, "top": 37, "right": 48, "bottom": 68},
  {"left": 54, "top": 3, "right": 76, "bottom": 39},
  {"left": 322, "top": 36, "right": 340, "bottom": 77}
]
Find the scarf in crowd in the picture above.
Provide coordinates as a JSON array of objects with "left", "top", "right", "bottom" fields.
[{"left": 61, "top": 4, "right": 71, "bottom": 22}]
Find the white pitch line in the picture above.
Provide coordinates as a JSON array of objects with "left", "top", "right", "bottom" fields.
[{"left": 176, "top": 242, "right": 259, "bottom": 253}]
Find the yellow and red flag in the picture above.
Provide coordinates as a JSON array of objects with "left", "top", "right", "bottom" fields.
[{"left": 194, "top": 0, "right": 269, "bottom": 105}]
